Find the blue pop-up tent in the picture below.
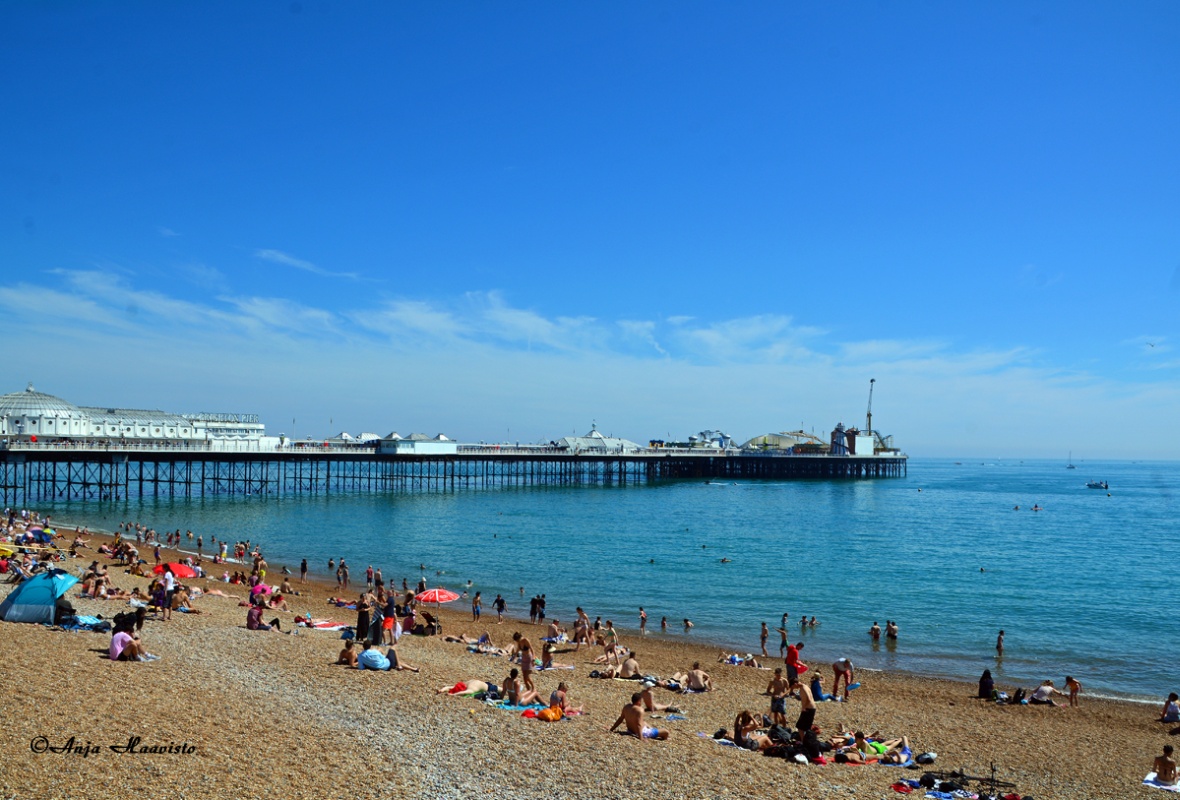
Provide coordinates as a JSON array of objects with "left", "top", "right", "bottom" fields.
[{"left": 0, "top": 569, "right": 79, "bottom": 624}]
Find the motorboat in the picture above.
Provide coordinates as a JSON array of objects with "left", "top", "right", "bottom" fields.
[{"left": 1086, "top": 480, "right": 1108, "bottom": 490}]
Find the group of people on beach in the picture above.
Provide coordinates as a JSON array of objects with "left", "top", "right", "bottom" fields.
[{"left": 6, "top": 504, "right": 1180, "bottom": 791}]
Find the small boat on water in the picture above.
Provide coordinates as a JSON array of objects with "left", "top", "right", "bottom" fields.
[
  {"left": 1086, "top": 480, "right": 1108, "bottom": 490},
  {"left": 1067, "top": 451, "right": 1076, "bottom": 469}
]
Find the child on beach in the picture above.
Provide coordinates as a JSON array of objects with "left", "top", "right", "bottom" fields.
[{"left": 1065, "top": 676, "right": 1082, "bottom": 707}]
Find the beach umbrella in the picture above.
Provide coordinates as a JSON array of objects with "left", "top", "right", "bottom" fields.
[{"left": 414, "top": 587, "right": 459, "bottom": 607}]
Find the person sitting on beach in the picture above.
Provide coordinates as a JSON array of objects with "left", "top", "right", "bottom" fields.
[
  {"left": 435, "top": 680, "right": 491, "bottom": 697},
  {"left": 545, "top": 619, "right": 566, "bottom": 641},
  {"left": 1154, "top": 745, "right": 1177, "bottom": 786},
  {"left": 610, "top": 693, "right": 668, "bottom": 741},
  {"left": 619, "top": 652, "right": 642, "bottom": 679},
  {"left": 246, "top": 601, "right": 281, "bottom": 632},
  {"left": 171, "top": 587, "right": 202, "bottom": 614},
  {"left": 685, "top": 662, "right": 714, "bottom": 692},
  {"left": 355, "top": 642, "right": 420, "bottom": 672},
  {"left": 336, "top": 640, "right": 358, "bottom": 667},
  {"left": 1159, "top": 693, "right": 1180, "bottom": 723},
  {"left": 110, "top": 628, "right": 159, "bottom": 662},
  {"left": 267, "top": 593, "right": 289, "bottom": 611},
  {"left": 1028, "top": 680, "right": 1065, "bottom": 706},
  {"left": 549, "top": 681, "right": 584, "bottom": 716},
  {"left": 810, "top": 673, "right": 834, "bottom": 702},
  {"left": 638, "top": 680, "right": 681, "bottom": 713},
  {"left": 504, "top": 667, "right": 544, "bottom": 706},
  {"left": 540, "top": 641, "right": 573, "bottom": 669},
  {"left": 976, "top": 668, "right": 996, "bottom": 700},
  {"left": 732, "top": 710, "right": 772, "bottom": 751}
]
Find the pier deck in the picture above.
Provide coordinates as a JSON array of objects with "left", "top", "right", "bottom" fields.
[{"left": 0, "top": 444, "right": 906, "bottom": 504}]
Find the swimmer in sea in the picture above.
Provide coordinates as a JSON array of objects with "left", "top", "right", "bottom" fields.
[{"left": 683, "top": 618, "right": 694, "bottom": 632}]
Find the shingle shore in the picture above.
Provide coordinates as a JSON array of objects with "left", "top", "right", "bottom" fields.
[{"left": 0, "top": 525, "right": 1166, "bottom": 800}]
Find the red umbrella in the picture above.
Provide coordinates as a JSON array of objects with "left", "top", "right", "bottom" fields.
[
  {"left": 414, "top": 587, "right": 459, "bottom": 607},
  {"left": 153, "top": 562, "right": 198, "bottom": 579}
]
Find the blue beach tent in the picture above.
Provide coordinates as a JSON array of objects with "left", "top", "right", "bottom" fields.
[{"left": 0, "top": 569, "right": 79, "bottom": 624}]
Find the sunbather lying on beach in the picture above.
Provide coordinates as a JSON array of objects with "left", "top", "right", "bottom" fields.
[
  {"left": 718, "top": 652, "right": 762, "bottom": 668},
  {"left": 435, "top": 680, "right": 491, "bottom": 696}
]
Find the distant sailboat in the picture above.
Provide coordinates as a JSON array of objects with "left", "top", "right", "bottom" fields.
[{"left": 1066, "top": 451, "right": 1076, "bottom": 469}]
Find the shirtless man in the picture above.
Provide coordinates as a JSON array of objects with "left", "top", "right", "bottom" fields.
[
  {"left": 760, "top": 622, "right": 769, "bottom": 657},
  {"left": 792, "top": 678, "right": 817, "bottom": 733},
  {"left": 336, "top": 640, "right": 358, "bottom": 667},
  {"left": 1155, "top": 745, "right": 1177, "bottom": 786},
  {"left": 869, "top": 621, "right": 881, "bottom": 642},
  {"left": 686, "top": 662, "right": 713, "bottom": 692},
  {"left": 610, "top": 693, "right": 668, "bottom": 740},
  {"left": 620, "top": 652, "right": 641, "bottom": 679},
  {"left": 512, "top": 632, "right": 537, "bottom": 691},
  {"left": 546, "top": 619, "right": 564, "bottom": 640},
  {"left": 767, "top": 667, "right": 790, "bottom": 726}
]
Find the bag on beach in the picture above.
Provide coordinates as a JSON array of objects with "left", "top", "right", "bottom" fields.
[{"left": 769, "top": 725, "right": 793, "bottom": 744}]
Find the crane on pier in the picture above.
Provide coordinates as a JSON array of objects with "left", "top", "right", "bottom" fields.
[{"left": 866, "top": 378, "right": 875, "bottom": 436}]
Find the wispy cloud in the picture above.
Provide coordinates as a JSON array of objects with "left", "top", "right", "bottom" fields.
[
  {"left": 255, "top": 249, "right": 360, "bottom": 280},
  {"left": 4, "top": 267, "right": 1178, "bottom": 457},
  {"left": 158, "top": 227, "right": 179, "bottom": 237}
]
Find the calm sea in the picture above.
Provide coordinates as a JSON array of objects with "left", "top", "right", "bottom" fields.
[{"left": 34, "top": 458, "right": 1178, "bottom": 699}]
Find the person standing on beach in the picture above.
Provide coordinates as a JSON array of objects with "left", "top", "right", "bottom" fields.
[
  {"left": 996, "top": 629, "right": 1005, "bottom": 658},
  {"left": 832, "top": 658, "right": 855, "bottom": 701},
  {"left": 777, "top": 615, "right": 789, "bottom": 656},
  {"left": 767, "top": 667, "right": 789, "bottom": 726},
  {"left": 300, "top": 559, "right": 307, "bottom": 584},
  {"left": 472, "top": 592, "right": 482, "bottom": 622},
  {"left": 785, "top": 641, "right": 806, "bottom": 683},
  {"left": 512, "top": 632, "right": 537, "bottom": 691},
  {"left": 639, "top": 607, "right": 648, "bottom": 635},
  {"left": 366, "top": 565, "right": 374, "bottom": 589},
  {"left": 341, "top": 560, "right": 350, "bottom": 589},
  {"left": 760, "top": 622, "right": 769, "bottom": 657},
  {"left": 529, "top": 596, "right": 539, "bottom": 624},
  {"left": 493, "top": 594, "right": 506, "bottom": 623},
  {"left": 538, "top": 594, "right": 546, "bottom": 625},
  {"left": 154, "top": 543, "right": 161, "bottom": 567},
  {"left": 792, "top": 677, "right": 816, "bottom": 734},
  {"left": 1065, "top": 675, "right": 1082, "bottom": 707}
]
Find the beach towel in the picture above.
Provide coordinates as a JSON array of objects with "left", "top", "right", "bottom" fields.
[
  {"left": 1145, "top": 774, "right": 1180, "bottom": 792},
  {"left": 299, "top": 619, "right": 349, "bottom": 631},
  {"left": 695, "top": 733, "right": 746, "bottom": 750}
]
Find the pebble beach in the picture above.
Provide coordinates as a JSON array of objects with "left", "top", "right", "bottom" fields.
[{"left": 0, "top": 526, "right": 1172, "bottom": 800}]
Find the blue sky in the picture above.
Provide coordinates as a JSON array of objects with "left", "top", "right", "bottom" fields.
[{"left": 1, "top": 2, "right": 1177, "bottom": 457}]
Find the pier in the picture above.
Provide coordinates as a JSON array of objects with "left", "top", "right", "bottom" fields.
[{"left": 0, "top": 443, "right": 905, "bottom": 505}]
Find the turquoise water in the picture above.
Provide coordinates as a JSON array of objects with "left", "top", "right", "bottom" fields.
[{"left": 34, "top": 458, "right": 1179, "bottom": 699}]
